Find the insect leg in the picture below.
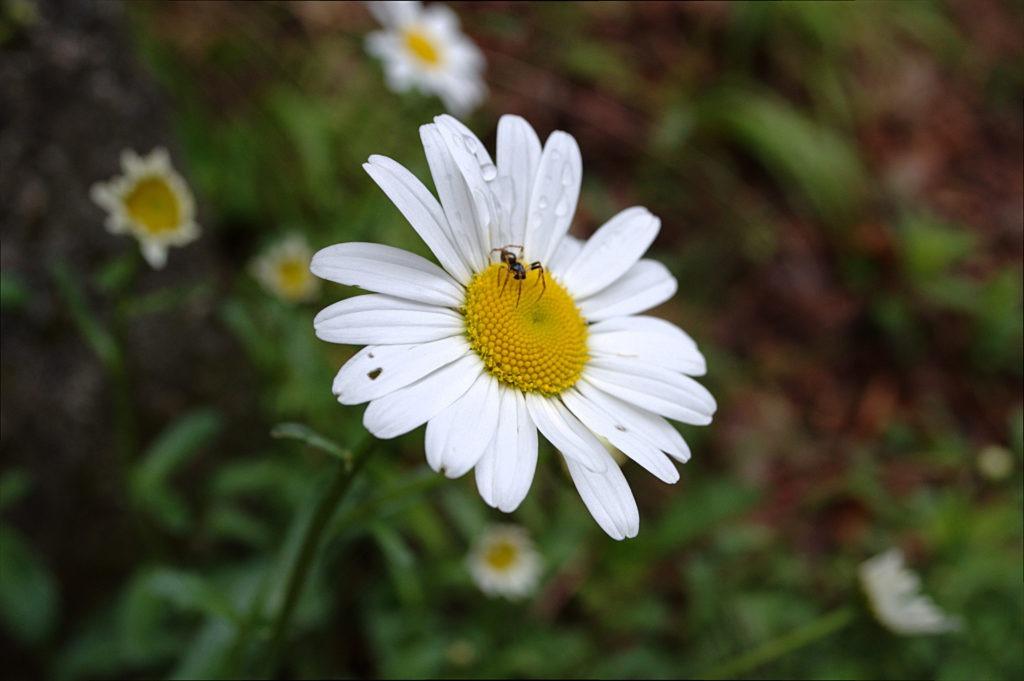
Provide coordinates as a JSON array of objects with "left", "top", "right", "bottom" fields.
[{"left": 530, "top": 262, "right": 546, "bottom": 300}]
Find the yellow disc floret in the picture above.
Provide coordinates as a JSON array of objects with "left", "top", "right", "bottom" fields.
[
  {"left": 484, "top": 540, "right": 519, "bottom": 571},
  {"left": 124, "top": 176, "right": 181, "bottom": 235},
  {"left": 403, "top": 28, "right": 441, "bottom": 67},
  {"left": 464, "top": 263, "right": 588, "bottom": 396}
]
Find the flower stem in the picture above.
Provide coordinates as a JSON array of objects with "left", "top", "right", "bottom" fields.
[
  {"left": 704, "top": 607, "right": 855, "bottom": 679},
  {"left": 267, "top": 439, "right": 374, "bottom": 674}
]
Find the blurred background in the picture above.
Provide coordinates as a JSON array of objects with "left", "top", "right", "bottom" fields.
[{"left": 1, "top": 1, "right": 1022, "bottom": 678}]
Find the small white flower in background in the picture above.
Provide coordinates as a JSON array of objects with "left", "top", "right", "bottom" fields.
[
  {"left": 976, "top": 444, "right": 1014, "bottom": 481},
  {"left": 859, "top": 548, "right": 962, "bottom": 635},
  {"left": 311, "top": 114, "right": 715, "bottom": 539},
  {"left": 468, "top": 524, "right": 541, "bottom": 599},
  {"left": 90, "top": 148, "right": 199, "bottom": 269},
  {"left": 365, "top": 0, "right": 486, "bottom": 115},
  {"left": 251, "top": 234, "right": 320, "bottom": 303}
]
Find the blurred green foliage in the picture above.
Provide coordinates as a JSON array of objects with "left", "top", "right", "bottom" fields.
[{"left": 3, "top": 1, "right": 1022, "bottom": 680}]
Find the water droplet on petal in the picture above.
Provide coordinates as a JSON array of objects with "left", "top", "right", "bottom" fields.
[
  {"left": 481, "top": 163, "right": 497, "bottom": 181},
  {"left": 538, "top": 196, "right": 549, "bottom": 210},
  {"left": 561, "top": 164, "right": 574, "bottom": 186},
  {"left": 554, "top": 196, "right": 569, "bottom": 217}
]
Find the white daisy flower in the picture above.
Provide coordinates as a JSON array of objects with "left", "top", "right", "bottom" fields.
[
  {"left": 251, "top": 234, "right": 320, "bottom": 303},
  {"left": 976, "top": 444, "right": 1014, "bottom": 481},
  {"left": 467, "top": 524, "right": 541, "bottom": 599},
  {"left": 311, "top": 114, "right": 716, "bottom": 539},
  {"left": 365, "top": 1, "right": 486, "bottom": 115},
  {"left": 859, "top": 548, "right": 962, "bottom": 635},
  {"left": 90, "top": 147, "right": 200, "bottom": 269}
]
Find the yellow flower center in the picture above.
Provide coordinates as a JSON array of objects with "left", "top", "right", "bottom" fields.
[
  {"left": 484, "top": 540, "right": 519, "bottom": 571},
  {"left": 276, "top": 258, "right": 310, "bottom": 298},
  {"left": 403, "top": 27, "right": 441, "bottom": 66},
  {"left": 464, "top": 263, "right": 588, "bottom": 396},
  {"left": 124, "top": 176, "right": 182, "bottom": 235}
]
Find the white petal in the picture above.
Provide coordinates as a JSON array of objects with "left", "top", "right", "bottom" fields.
[
  {"left": 547, "top": 235, "right": 583, "bottom": 274},
  {"left": 524, "top": 393, "right": 606, "bottom": 473},
  {"left": 420, "top": 124, "right": 488, "bottom": 272},
  {"left": 363, "top": 155, "right": 473, "bottom": 283},
  {"left": 432, "top": 115, "right": 496, "bottom": 255},
  {"left": 314, "top": 294, "right": 463, "bottom": 345},
  {"left": 584, "top": 359, "right": 715, "bottom": 426},
  {"left": 561, "top": 389, "right": 679, "bottom": 483},
  {"left": 363, "top": 354, "right": 482, "bottom": 439},
  {"left": 589, "top": 316, "right": 706, "bottom": 376},
  {"left": 366, "top": 0, "right": 418, "bottom": 27},
  {"left": 140, "top": 241, "right": 168, "bottom": 269},
  {"left": 578, "top": 259, "right": 677, "bottom": 321},
  {"left": 310, "top": 242, "right": 464, "bottom": 307},
  {"left": 577, "top": 380, "right": 692, "bottom": 463},
  {"left": 496, "top": 115, "right": 542, "bottom": 246},
  {"left": 475, "top": 388, "right": 538, "bottom": 512},
  {"left": 332, "top": 336, "right": 469, "bottom": 405},
  {"left": 561, "top": 207, "right": 661, "bottom": 299},
  {"left": 565, "top": 449, "right": 639, "bottom": 541},
  {"left": 424, "top": 373, "right": 500, "bottom": 478},
  {"left": 524, "top": 131, "right": 582, "bottom": 264}
]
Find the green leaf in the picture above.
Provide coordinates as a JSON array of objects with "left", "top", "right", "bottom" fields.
[
  {"left": 141, "top": 568, "right": 241, "bottom": 624},
  {"left": 0, "top": 525, "right": 59, "bottom": 644},
  {"left": 270, "top": 422, "right": 353, "bottom": 465},
  {"left": 93, "top": 254, "right": 138, "bottom": 294},
  {"left": 132, "top": 408, "right": 223, "bottom": 533},
  {"left": 0, "top": 271, "right": 30, "bottom": 310},
  {"left": 698, "top": 87, "right": 866, "bottom": 226},
  {"left": 49, "top": 261, "right": 122, "bottom": 369},
  {"left": 0, "top": 468, "right": 32, "bottom": 512}
]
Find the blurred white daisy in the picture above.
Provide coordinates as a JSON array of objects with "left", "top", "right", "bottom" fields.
[
  {"left": 859, "top": 548, "right": 962, "bottom": 635},
  {"left": 976, "top": 444, "right": 1014, "bottom": 481},
  {"left": 311, "top": 114, "right": 716, "bottom": 539},
  {"left": 251, "top": 234, "right": 320, "bottom": 303},
  {"left": 365, "top": 0, "right": 485, "bottom": 115},
  {"left": 467, "top": 524, "right": 541, "bottom": 599},
  {"left": 90, "top": 147, "right": 199, "bottom": 269}
]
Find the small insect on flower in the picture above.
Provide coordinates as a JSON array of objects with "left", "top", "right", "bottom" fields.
[
  {"left": 90, "top": 147, "right": 199, "bottom": 269},
  {"left": 364, "top": 0, "right": 486, "bottom": 115},
  {"left": 251, "top": 234, "right": 320, "bottom": 303},
  {"left": 312, "top": 114, "right": 716, "bottom": 540},
  {"left": 859, "top": 548, "right": 962, "bottom": 636},
  {"left": 467, "top": 524, "right": 541, "bottom": 599},
  {"left": 491, "top": 244, "right": 546, "bottom": 308}
]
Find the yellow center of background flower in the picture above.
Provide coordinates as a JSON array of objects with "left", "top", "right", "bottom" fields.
[
  {"left": 276, "top": 258, "right": 310, "bottom": 298},
  {"left": 484, "top": 541, "right": 519, "bottom": 571},
  {"left": 464, "top": 263, "right": 588, "bottom": 396},
  {"left": 124, "top": 177, "right": 181, "bottom": 235},
  {"left": 403, "top": 28, "right": 441, "bottom": 66}
]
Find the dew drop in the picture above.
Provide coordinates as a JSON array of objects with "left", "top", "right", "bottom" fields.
[
  {"left": 538, "top": 196, "right": 549, "bottom": 210},
  {"left": 554, "top": 196, "right": 569, "bottom": 217},
  {"left": 481, "top": 163, "right": 498, "bottom": 181},
  {"left": 561, "top": 164, "right": 574, "bottom": 186}
]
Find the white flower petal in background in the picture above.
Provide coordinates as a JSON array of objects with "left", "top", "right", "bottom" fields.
[
  {"left": 467, "top": 524, "right": 542, "bottom": 599},
  {"left": 251, "top": 234, "right": 319, "bottom": 302},
  {"left": 365, "top": 1, "right": 486, "bottom": 115},
  {"left": 859, "top": 548, "right": 962, "bottom": 635},
  {"left": 312, "top": 113, "right": 715, "bottom": 539},
  {"left": 90, "top": 147, "right": 200, "bottom": 269}
]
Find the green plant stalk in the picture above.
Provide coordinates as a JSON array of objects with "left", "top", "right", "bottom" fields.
[
  {"left": 704, "top": 607, "right": 855, "bottom": 679},
  {"left": 267, "top": 441, "right": 374, "bottom": 674}
]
